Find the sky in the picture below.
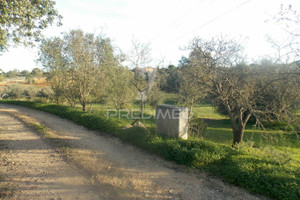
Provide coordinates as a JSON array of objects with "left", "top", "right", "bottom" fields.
[{"left": 0, "top": 0, "right": 300, "bottom": 72}]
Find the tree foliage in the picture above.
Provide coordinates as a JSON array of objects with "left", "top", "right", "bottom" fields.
[
  {"left": 158, "top": 64, "right": 180, "bottom": 93},
  {"left": 38, "top": 36, "right": 66, "bottom": 104},
  {"left": 31, "top": 67, "right": 43, "bottom": 78},
  {"left": 178, "top": 64, "right": 207, "bottom": 117},
  {"left": 38, "top": 29, "right": 118, "bottom": 111},
  {"left": 0, "top": 0, "right": 62, "bottom": 50},
  {"left": 105, "top": 66, "right": 136, "bottom": 110}
]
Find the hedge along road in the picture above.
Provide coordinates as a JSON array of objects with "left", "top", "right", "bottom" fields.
[{"left": 0, "top": 104, "right": 267, "bottom": 200}]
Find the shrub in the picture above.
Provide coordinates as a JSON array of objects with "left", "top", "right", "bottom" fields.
[
  {"left": 146, "top": 87, "right": 165, "bottom": 107},
  {"left": 213, "top": 148, "right": 300, "bottom": 200},
  {"left": 23, "top": 85, "right": 40, "bottom": 100},
  {"left": 189, "top": 117, "right": 207, "bottom": 138},
  {"left": 3, "top": 84, "right": 24, "bottom": 99},
  {"left": 3, "top": 84, "right": 42, "bottom": 100},
  {"left": 37, "top": 86, "right": 54, "bottom": 101}
]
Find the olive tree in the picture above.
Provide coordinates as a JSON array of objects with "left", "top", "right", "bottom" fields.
[
  {"left": 178, "top": 57, "right": 207, "bottom": 118},
  {"left": 105, "top": 66, "right": 136, "bottom": 110},
  {"left": 38, "top": 37, "right": 66, "bottom": 104},
  {"left": 3, "top": 83, "right": 24, "bottom": 99},
  {"left": 38, "top": 30, "right": 117, "bottom": 110},
  {"left": 64, "top": 30, "right": 116, "bottom": 111},
  {"left": 0, "top": 0, "right": 62, "bottom": 51},
  {"left": 187, "top": 36, "right": 299, "bottom": 145},
  {"left": 127, "top": 39, "right": 157, "bottom": 122},
  {"left": 24, "top": 85, "right": 40, "bottom": 100}
]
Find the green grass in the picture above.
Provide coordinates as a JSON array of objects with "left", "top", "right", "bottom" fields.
[
  {"left": 81, "top": 102, "right": 300, "bottom": 148},
  {"left": 1, "top": 100, "right": 299, "bottom": 200},
  {"left": 202, "top": 122, "right": 299, "bottom": 148},
  {"left": 194, "top": 104, "right": 228, "bottom": 119}
]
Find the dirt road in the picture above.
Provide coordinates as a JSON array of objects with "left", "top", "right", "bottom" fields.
[{"left": 0, "top": 104, "right": 266, "bottom": 200}]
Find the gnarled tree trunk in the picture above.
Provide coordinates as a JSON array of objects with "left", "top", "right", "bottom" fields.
[
  {"left": 229, "top": 111, "right": 251, "bottom": 146},
  {"left": 232, "top": 126, "right": 245, "bottom": 145}
]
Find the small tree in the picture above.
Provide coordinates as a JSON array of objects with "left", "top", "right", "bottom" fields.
[
  {"left": 4, "top": 84, "right": 24, "bottom": 99},
  {"left": 105, "top": 66, "right": 136, "bottom": 110},
  {"left": 38, "top": 37, "right": 67, "bottom": 104},
  {"left": 38, "top": 86, "right": 54, "bottom": 102},
  {"left": 127, "top": 39, "right": 157, "bottom": 122},
  {"left": 158, "top": 64, "right": 180, "bottom": 93},
  {"left": 178, "top": 60, "right": 207, "bottom": 118},
  {"left": 24, "top": 85, "right": 39, "bottom": 100},
  {"left": 146, "top": 86, "right": 165, "bottom": 107},
  {"left": 0, "top": 72, "right": 3, "bottom": 82},
  {"left": 31, "top": 68, "right": 43, "bottom": 78},
  {"left": 25, "top": 74, "right": 34, "bottom": 84},
  {"left": 38, "top": 30, "right": 117, "bottom": 110},
  {"left": 64, "top": 30, "right": 116, "bottom": 111},
  {"left": 187, "top": 36, "right": 299, "bottom": 145}
]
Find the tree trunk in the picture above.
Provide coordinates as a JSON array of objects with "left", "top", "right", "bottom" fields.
[
  {"left": 56, "top": 96, "right": 59, "bottom": 104},
  {"left": 230, "top": 113, "right": 246, "bottom": 146},
  {"left": 233, "top": 128, "right": 245, "bottom": 145},
  {"left": 82, "top": 101, "right": 86, "bottom": 112},
  {"left": 140, "top": 100, "right": 144, "bottom": 118}
]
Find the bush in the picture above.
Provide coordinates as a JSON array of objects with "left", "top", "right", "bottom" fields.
[
  {"left": 37, "top": 86, "right": 54, "bottom": 101},
  {"left": 189, "top": 117, "right": 207, "bottom": 138},
  {"left": 213, "top": 148, "right": 300, "bottom": 200},
  {"left": 3, "top": 84, "right": 24, "bottom": 99},
  {"left": 146, "top": 87, "right": 165, "bottom": 107},
  {"left": 23, "top": 85, "right": 40, "bottom": 100},
  {"left": 3, "top": 84, "right": 42, "bottom": 100}
]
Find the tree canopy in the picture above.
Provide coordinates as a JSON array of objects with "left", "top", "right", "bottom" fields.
[
  {"left": 38, "top": 29, "right": 118, "bottom": 111},
  {"left": 0, "top": 0, "right": 62, "bottom": 51}
]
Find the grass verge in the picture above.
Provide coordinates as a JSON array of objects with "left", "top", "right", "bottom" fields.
[{"left": 1, "top": 100, "right": 299, "bottom": 200}]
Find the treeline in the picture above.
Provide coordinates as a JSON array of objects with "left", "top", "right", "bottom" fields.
[
  {"left": 1, "top": 68, "right": 44, "bottom": 77},
  {"left": 3, "top": 30, "right": 300, "bottom": 145},
  {"left": 0, "top": 68, "right": 45, "bottom": 82},
  {"left": 0, "top": 68, "right": 52, "bottom": 100}
]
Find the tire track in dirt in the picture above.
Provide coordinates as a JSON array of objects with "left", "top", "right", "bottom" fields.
[{"left": 0, "top": 110, "right": 100, "bottom": 200}]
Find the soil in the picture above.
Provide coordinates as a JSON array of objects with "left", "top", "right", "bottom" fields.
[{"left": 0, "top": 104, "right": 268, "bottom": 200}]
